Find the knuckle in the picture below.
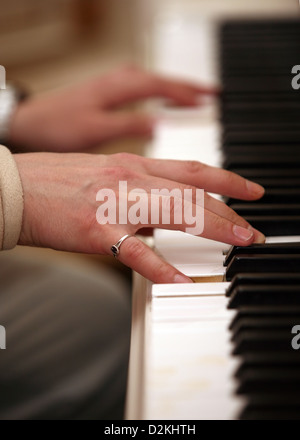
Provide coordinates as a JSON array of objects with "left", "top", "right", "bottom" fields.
[
  {"left": 114, "top": 152, "right": 140, "bottom": 165},
  {"left": 221, "top": 204, "right": 239, "bottom": 223},
  {"left": 104, "top": 166, "right": 135, "bottom": 181},
  {"left": 228, "top": 208, "right": 248, "bottom": 227},
  {"left": 185, "top": 160, "right": 205, "bottom": 175},
  {"left": 125, "top": 239, "right": 145, "bottom": 261},
  {"left": 225, "top": 170, "right": 238, "bottom": 187},
  {"left": 154, "top": 262, "right": 174, "bottom": 281},
  {"left": 210, "top": 214, "right": 228, "bottom": 235}
]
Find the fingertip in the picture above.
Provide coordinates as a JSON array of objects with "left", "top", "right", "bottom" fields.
[
  {"left": 249, "top": 227, "right": 266, "bottom": 244},
  {"left": 246, "top": 180, "right": 265, "bottom": 199},
  {"left": 196, "top": 85, "right": 221, "bottom": 96},
  {"left": 174, "top": 274, "right": 194, "bottom": 284},
  {"left": 232, "top": 225, "right": 266, "bottom": 246}
]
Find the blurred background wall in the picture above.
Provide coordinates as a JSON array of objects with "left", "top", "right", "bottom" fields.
[{"left": 0, "top": 0, "right": 140, "bottom": 93}]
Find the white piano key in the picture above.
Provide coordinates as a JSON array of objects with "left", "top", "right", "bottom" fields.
[
  {"left": 266, "top": 236, "right": 300, "bottom": 244},
  {"left": 144, "top": 287, "right": 244, "bottom": 420},
  {"left": 151, "top": 282, "right": 230, "bottom": 322},
  {"left": 152, "top": 281, "right": 229, "bottom": 298},
  {"left": 149, "top": 104, "right": 222, "bottom": 168},
  {"left": 154, "top": 230, "right": 228, "bottom": 278},
  {"left": 149, "top": 9, "right": 218, "bottom": 84}
]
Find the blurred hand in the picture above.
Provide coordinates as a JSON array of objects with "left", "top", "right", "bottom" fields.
[
  {"left": 9, "top": 66, "right": 217, "bottom": 153},
  {"left": 14, "top": 152, "right": 265, "bottom": 284}
]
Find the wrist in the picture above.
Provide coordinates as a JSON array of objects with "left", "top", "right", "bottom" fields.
[{"left": 0, "top": 84, "right": 29, "bottom": 149}]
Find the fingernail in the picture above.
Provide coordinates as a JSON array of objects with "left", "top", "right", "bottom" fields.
[
  {"left": 254, "top": 234, "right": 266, "bottom": 244},
  {"left": 174, "top": 274, "right": 194, "bottom": 284},
  {"left": 248, "top": 226, "right": 266, "bottom": 244},
  {"left": 233, "top": 225, "right": 254, "bottom": 242},
  {"left": 246, "top": 180, "right": 265, "bottom": 197}
]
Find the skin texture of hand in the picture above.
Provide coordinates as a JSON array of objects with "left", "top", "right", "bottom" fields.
[
  {"left": 9, "top": 66, "right": 217, "bottom": 153},
  {"left": 14, "top": 152, "right": 266, "bottom": 284}
]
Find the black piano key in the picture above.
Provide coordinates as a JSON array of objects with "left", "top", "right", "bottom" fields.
[
  {"left": 222, "top": 107, "right": 300, "bottom": 125},
  {"left": 223, "top": 148, "right": 300, "bottom": 161},
  {"left": 222, "top": 41, "right": 300, "bottom": 50},
  {"left": 243, "top": 216, "right": 300, "bottom": 236},
  {"left": 250, "top": 179, "right": 300, "bottom": 189},
  {"left": 229, "top": 204, "right": 300, "bottom": 216},
  {"left": 240, "top": 405, "right": 300, "bottom": 420},
  {"left": 222, "top": 64, "right": 300, "bottom": 78},
  {"left": 243, "top": 178, "right": 300, "bottom": 189},
  {"left": 224, "top": 155, "right": 300, "bottom": 170},
  {"left": 223, "top": 122, "right": 300, "bottom": 131},
  {"left": 223, "top": 142, "right": 300, "bottom": 151},
  {"left": 238, "top": 391, "right": 300, "bottom": 419},
  {"left": 227, "top": 189, "right": 300, "bottom": 205},
  {"left": 226, "top": 255, "right": 300, "bottom": 282},
  {"left": 221, "top": 18, "right": 300, "bottom": 420},
  {"left": 223, "top": 129, "right": 300, "bottom": 145},
  {"left": 229, "top": 305, "right": 300, "bottom": 329},
  {"left": 224, "top": 243, "right": 300, "bottom": 267},
  {"left": 225, "top": 168, "right": 300, "bottom": 179},
  {"left": 223, "top": 76, "right": 293, "bottom": 93},
  {"left": 222, "top": 29, "right": 300, "bottom": 38},
  {"left": 222, "top": 92, "right": 300, "bottom": 106},
  {"left": 222, "top": 65, "right": 300, "bottom": 76},
  {"left": 232, "top": 331, "right": 293, "bottom": 355},
  {"left": 221, "top": 18, "right": 300, "bottom": 32},
  {"left": 226, "top": 273, "right": 300, "bottom": 297},
  {"left": 222, "top": 35, "right": 300, "bottom": 45},
  {"left": 231, "top": 317, "right": 298, "bottom": 343},
  {"left": 235, "top": 352, "right": 300, "bottom": 378},
  {"left": 228, "top": 285, "right": 300, "bottom": 309},
  {"left": 236, "top": 369, "right": 300, "bottom": 395},
  {"left": 222, "top": 48, "right": 300, "bottom": 63}
]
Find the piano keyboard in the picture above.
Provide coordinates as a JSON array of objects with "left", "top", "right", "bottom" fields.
[
  {"left": 221, "top": 19, "right": 300, "bottom": 237},
  {"left": 126, "top": 3, "right": 300, "bottom": 421},
  {"left": 218, "top": 19, "right": 300, "bottom": 420}
]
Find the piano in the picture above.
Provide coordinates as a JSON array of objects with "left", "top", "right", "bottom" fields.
[{"left": 126, "top": 0, "right": 300, "bottom": 420}]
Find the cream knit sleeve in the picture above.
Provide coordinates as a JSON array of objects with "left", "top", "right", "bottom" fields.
[{"left": 0, "top": 145, "right": 24, "bottom": 250}]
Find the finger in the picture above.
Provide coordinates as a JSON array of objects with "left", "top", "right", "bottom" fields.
[
  {"left": 115, "top": 169, "right": 265, "bottom": 242},
  {"left": 204, "top": 193, "right": 265, "bottom": 243},
  {"left": 150, "top": 77, "right": 218, "bottom": 107},
  {"left": 108, "top": 234, "right": 193, "bottom": 284},
  {"left": 141, "top": 158, "right": 265, "bottom": 201},
  {"left": 153, "top": 199, "right": 264, "bottom": 246},
  {"left": 114, "top": 188, "right": 265, "bottom": 246},
  {"left": 98, "top": 66, "right": 218, "bottom": 108},
  {"left": 88, "top": 113, "right": 154, "bottom": 143}
]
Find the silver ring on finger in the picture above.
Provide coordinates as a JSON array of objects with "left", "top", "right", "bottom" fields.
[{"left": 111, "top": 234, "right": 134, "bottom": 258}]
